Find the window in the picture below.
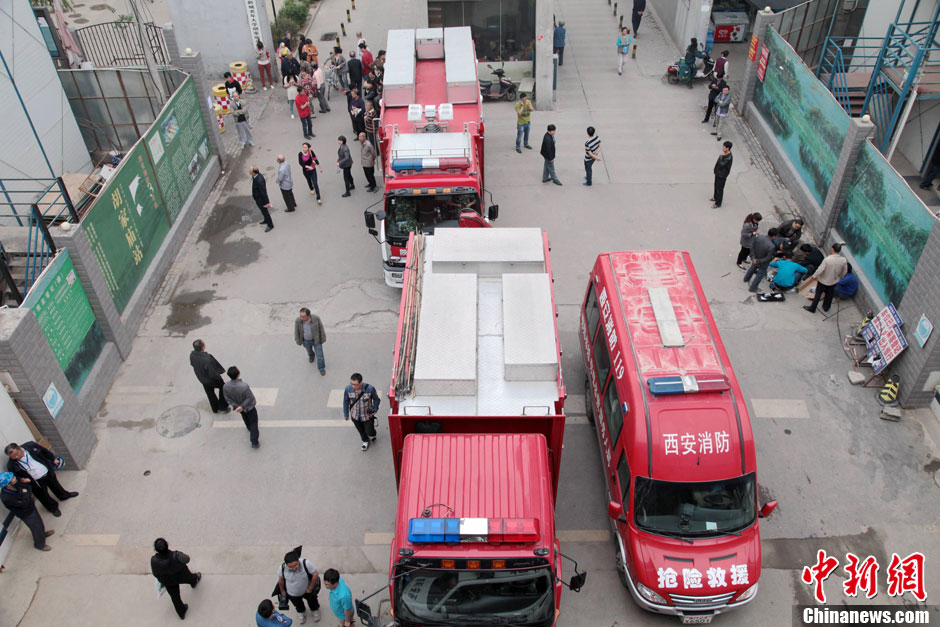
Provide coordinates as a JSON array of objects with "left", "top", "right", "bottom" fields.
[
  {"left": 604, "top": 378, "right": 624, "bottom": 444},
  {"left": 585, "top": 285, "right": 600, "bottom": 343},
  {"left": 428, "top": 0, "right": 536, "bottom": 62},
  {"left": 593, "top": 328, "right": 611, "bottom": 388},
  {"left": 616, "top": 452, "right": 630, "bottom": 506}
]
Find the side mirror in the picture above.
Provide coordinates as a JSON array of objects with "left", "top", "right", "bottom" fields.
[
  {"left": 569, "top": 572, "right": 587, "bottom": 592},
  {"left": 375, "top": 209, "right": 387, "bottom": 221},
  {"left": 364, "top": 210, "right": 376, "bottom": 229},
  {"left": 487, "top": 204, "right": 499, "bottom": 220},
  {"left": 759, "top": 501, "right": 778, "bottom": 519},
  {"left": 607, "top": 501, "right": 626, "bottom": 523}
]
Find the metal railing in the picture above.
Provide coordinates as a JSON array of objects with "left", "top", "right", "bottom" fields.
[{"left": 74, "top": 21, "right": 169, "bottom": 68}]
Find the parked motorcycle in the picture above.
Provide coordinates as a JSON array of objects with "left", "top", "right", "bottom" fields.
[
  {"left": 664, "top": 51, "right": 716, "bottom": 86},
  {"left": 479, "top": 63, "right": 518, "bottom": 101}
]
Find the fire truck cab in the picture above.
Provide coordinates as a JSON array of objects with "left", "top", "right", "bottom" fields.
[
  {"left": 579, "top": 251, "right": 777, "bottom": 624},
  {"left": 364, "top": 27, "right": 497, "bottom": 288}
]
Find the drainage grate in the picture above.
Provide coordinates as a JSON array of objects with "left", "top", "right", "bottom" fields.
[{"left": 321, "top": 32, "right": 337, "bottom": 41}]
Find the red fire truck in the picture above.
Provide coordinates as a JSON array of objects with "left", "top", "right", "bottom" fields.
[
  {"left": 357, "top": 228, "right": 585, "bottom": 627},
  {"left": 363, "top": 27, "right": 498, "bottom": 288},
  {"left": 579, "top": 251, "right": 777, "bottom": 624}
]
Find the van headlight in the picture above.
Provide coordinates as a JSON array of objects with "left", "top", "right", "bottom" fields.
[
  {"left": 637, "top": 582, "right": 668, "bottom": 605},
  {"left": 735, "top": 583, "right": 758, "bottom": 603}
]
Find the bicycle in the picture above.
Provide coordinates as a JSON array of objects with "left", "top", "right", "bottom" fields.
[{"left": 325, "top": 67, "right": 342, "bottom": 100}]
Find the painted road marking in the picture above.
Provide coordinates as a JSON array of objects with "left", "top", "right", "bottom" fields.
[
  {"left": 63, "top": 534, "right": 121, "bottom": 546},
  {"left": 213, "top": 419, "right": 348, "bottom": 428},
  {"left": 364, "top": 530, "right": 609, "bottom": 545},
  {"left": 750, "top": 399, "right": 811, "bottom": 419},
  {"left": 252, "top": 388, "right": 279, "bottom": 406},
  {"left": 106, "top": 386, "right": 279, "bottom": 406},
  {"left": 327, "top": 389, "right": 345, "bottom": 408}
]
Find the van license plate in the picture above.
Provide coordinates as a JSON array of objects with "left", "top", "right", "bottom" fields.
[{"left": 681, "top": 617, "right": 713, "bottom": 625}]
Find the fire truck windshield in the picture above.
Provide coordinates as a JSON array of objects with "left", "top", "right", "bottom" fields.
[
  {"left": 393, "top": 565, "right": 555, "bottom": 626},
  {"left": 386, "top": 193, "right": 481, "bottom": 239},
  {"left": 634, "top": 473, "right": 757, "bottom": 538}
]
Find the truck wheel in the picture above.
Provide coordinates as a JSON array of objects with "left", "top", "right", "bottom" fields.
[
  {"left": 584, "top": 379, "right": 595, "bottom": 426},
  {"left": 616, "top": 551, "right": 630, "bottom": 589},
  {"left": 506, "top": 87, "right": 517, "bottom": 102}
]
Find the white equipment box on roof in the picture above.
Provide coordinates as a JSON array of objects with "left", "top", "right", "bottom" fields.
[
  {"left": 384, "top": 29, "right": 416, "bottom": 107},
  {"left": 444, "top": 26, "right": 478, "bottom": 104},
  {"left": 403, "top": 228, "right": 560, "bottom": 416},
  {"left": 416, "top": 28, "right": 444, "bottom": 59}
]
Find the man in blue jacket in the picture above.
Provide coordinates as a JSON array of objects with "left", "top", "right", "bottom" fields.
[
  {"left": 343, "top": 373, "right": 381, "bottom": 451},
  {"left": 553, "top": 21, "right": 566, "bottom": 66}
]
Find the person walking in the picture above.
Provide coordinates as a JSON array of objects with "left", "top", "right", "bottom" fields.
[
  {"left": 250, "top": 166, "right": 274, "bottom": 232},
  {"left": 298, "top": 143, "right": 323, "bottom": 204},
  {"left": 346, "top": 51, "right": 363, "bottom": 94},
  {"left": 337, "top": 136, "right": 355, "bottom": 197},
  {"left": 358, "top": 132, "right": 378, "bottom": 192},
  {"left": 711, "top": 140, "right": 733, "bottom": 208},
  {"left": 232, "top": 93, "right": 255, "bottom": 150},
  {"left": 702, "top": 72, "right": 727, "bottom": 123},
  {"left": 343, "top": 373, "right": 380, "bottom": 451},
  {"left": 257, "top": 41, "right": 274, "bottom": 90},
  {"left": 297, "top": 88, "right": 314, "bottom": 140},
  {"left": 294, "top": 307, "right": 327, "bottom": 374},
  {"left": 275, "top": 549, "right": 321, "bottom": 624},
  {"left": 257, "top": 599, "right": 293, "bottom": 626},
  {"left": 743, "top": 229, "right": 776, "bottom": 293},
  {"left": 286, "top": 78, "right": 298, "bottom": 120},
  {"left": 276, "top": 155, "right": 297, "bottom": 213},
  {"left": 553, "top": 20, "right": 566, "bottom": 66},
  {"left": 803, "top": 243, "right": 849, "bottom": 314},
  {"left": 223, "top": 366, "right": 261, "bottom": 448},
  {"left": 0, "top": 473, "right": 53, "bottom": 551},
  {"left": 632, "top": 0, "right": 646, "bottom": 36},
  {"left": 711, "top": 86, "right": 731, "bottom": 140},
  {"left": 324, "top": 569, "right": 354, "bottom": 627},
  {"left": 514, "top": 94, "right": 534, "bottom": 153},
  {"left": 617, "top": 27, "right": 632, "bottom": 76},
  {"left": 151, "top": 538, "right": 201, "bottom": 620},
  {"left": 189, "top": 339, "right": 230, "bottom": 414},
  {"left": 736, "top": 212, "right": 762, "bottom": 268},
  {"left": 4, "top": 441, "right": 77, "bottom": 517},
  {"left": 540, "top": 124, "right": 562, "bottom": 185},
  {"left": 583, "top": 126, "right": 601, "bottom": 186},
  {"left": 312, "top": 64, "right": 331, "bottom": 113}
]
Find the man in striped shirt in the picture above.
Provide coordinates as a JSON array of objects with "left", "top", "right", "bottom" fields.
[{"left": 584, "top": 127, "right": 602, "bottom": 186}]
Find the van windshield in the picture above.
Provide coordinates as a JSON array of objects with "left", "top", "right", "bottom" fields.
[
  {"left": 393, "top": 566, "right": 555, "bottom": 626},
  {"left": 634, "top": 473, "right": 757, "bottom": 537},
  {"left": 385, "top": 193, "right": 481, "bottom": 239}
]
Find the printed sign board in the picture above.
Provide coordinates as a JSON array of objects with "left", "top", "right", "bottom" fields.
[
  {"left": 861, "top": 304, "right": 907, "bottom": 374},
  {"left": 748, "top": 34, "right": 759, "bottom": 62},
  {"left": 757, "top": 44, "right": 770, "bottom": 82}
]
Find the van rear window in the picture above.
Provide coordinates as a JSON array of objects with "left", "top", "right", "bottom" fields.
[{"left": 634, "top": 473, "right": 757, "bottom": 538}]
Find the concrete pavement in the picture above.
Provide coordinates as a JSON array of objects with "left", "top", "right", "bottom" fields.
[{"left": 3, "top": 0, "right": 940, "bottom": 625}]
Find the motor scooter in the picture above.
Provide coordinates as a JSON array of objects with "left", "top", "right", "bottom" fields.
[
  {"left": 479, "top": 63, "right": 518, "bottom": 101},
  {"left": 664, "top": 50, "right": 715, "bottom": 86}
]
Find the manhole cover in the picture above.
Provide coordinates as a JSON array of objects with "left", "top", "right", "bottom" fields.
[
  {"left": 321, "top": 32, "right": 337, "bottom": 41},
  {"left": 156, "top": 406, "right": 201, "bottom": 438}
]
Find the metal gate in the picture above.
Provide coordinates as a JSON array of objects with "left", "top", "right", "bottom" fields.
[{"left": 74, "top": 21, "right": 170, "bottom": 68}]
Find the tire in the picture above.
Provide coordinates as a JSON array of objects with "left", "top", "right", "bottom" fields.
[
  {"left": 506, "top": 87, "right": 517, "bottom": 102},
  {"left": 667, "top": 74, "right": 680, "bottom": 85},
  {"left": 584, "top": 378, "right": 595, "bottom": 426}
]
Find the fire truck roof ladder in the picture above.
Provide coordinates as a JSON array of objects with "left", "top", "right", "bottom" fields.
[{"left": 395, "top": 233, "right": 427, "bottom": 396}]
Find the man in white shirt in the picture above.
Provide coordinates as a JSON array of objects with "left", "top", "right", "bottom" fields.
[
  {"left": 277, "top": 549, "right": 321, "bottom": 624},
  {"left": 5, "top": 441, "right": 78, "bottom": 517}
]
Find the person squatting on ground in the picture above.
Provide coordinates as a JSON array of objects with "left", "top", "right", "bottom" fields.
[
  {"left": 343, "top": 373, "right": 380, "bottom": 451},
  {"left": 151, "top": 537, "right": 201, "bottom": 620},
  {"left": 189, "top": 339, "right": 230, "bottom": 414},
  {"left": 257, "top": 599, "right": 293, "bottom": 626},
  {"left": 223, "top": 366, "right": 261, "bottom": 448},
  {"left": 294, "top": 307, "right": 327, "bottom": 374},
  {"left": 743, "top": 228, "right": 777, "bottom": 293}
]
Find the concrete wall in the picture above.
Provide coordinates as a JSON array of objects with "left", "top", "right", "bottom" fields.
[
  {"left": 165, "top": 0, "right": 276, "bottom": 81},
  {"left": 647, "top": 0, "right": 712, "bottom": 54},
  {"left": 896, "top": 100, "right": 940, "bottom": 174},
  {"left": 0, "top": 0, "right": 92, "bottom": 185}
]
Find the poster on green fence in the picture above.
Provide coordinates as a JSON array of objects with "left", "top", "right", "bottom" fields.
[
  {"left": 22, "top": 250, "right": 105, "bottom": 393},
  {"left": 145, "top": 76, "right": 211, "bottom": 223},
  {"left": 83, "top": 144, "right": 170, "bottom": 314}
]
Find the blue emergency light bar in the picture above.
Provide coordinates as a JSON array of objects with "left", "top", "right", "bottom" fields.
[
  {"left": 408, "top": 518, "right": 539, "bottom": 544},
  {"left": 647, "top": 375, "right": 730, "bottom": 396}
]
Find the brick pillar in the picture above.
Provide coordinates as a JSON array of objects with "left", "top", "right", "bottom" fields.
[
  {"left": 162, "top": 22, "right": 182, "bottom": 67},
  {"left": 533, "top": 0, "right": 554, "bottom": 110},
  {"left": 172, "top": 45, "right": 228, "bottom": 170},
  {"left": 895, "top": 220, "right": 940, "bottom": 407},
  {"left": 739, "top": 8, "right": 777, "bottom": 115},
  {"left": 818, "top": 115, "right": 876, "bottom": 244}
]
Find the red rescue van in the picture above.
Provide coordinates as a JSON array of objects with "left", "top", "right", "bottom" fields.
[{"left": 579, "top": 250, "right": 777, "bottom": 624}]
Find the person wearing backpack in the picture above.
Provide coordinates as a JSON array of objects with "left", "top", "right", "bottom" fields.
[
  {"left": 275, "top": 548, "right": 321, "bottom": 624},
  {"left": 343, "top": 373, "right": 381, "bottom": 451}
]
